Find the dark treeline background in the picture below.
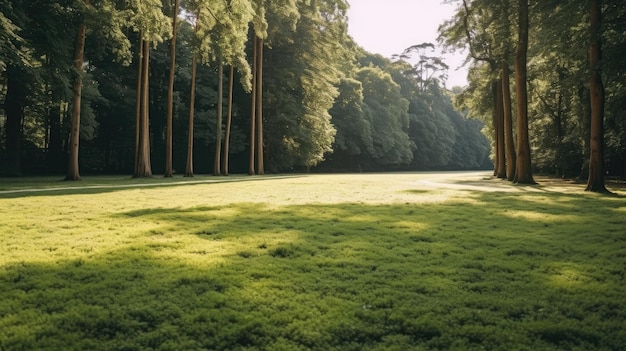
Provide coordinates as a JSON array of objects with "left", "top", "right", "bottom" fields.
[{"left": 0, "top": 0, "right": 623, "bottom": 180}]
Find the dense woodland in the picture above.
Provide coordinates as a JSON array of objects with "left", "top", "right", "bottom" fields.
[{"left": 0, "top": 0, "right": 624, "bottom": 191}]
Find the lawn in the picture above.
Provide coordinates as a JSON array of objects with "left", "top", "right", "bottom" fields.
[{"left": 1, "top": 172, "right": 625, "bottom": 350}]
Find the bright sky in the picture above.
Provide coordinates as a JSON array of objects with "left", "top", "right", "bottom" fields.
[{"left": 347, "top": 0, "right": 469, "bottom": 88}]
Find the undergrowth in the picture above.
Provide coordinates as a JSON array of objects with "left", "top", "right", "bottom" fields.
[{"left": 0, "top": 173, "right": 625, "bottom": 350}]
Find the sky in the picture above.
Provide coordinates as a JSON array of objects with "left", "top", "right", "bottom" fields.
[{"left": 346, "top": 0, "right": 469, "bottom": 88}]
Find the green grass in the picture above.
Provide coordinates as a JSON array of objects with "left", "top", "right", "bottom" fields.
[{"left": 1, "top": 172, "right": 625, "bottom": 350}]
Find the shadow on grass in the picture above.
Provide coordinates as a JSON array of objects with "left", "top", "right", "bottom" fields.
[
  {"left": 1, "top": 191, "right": 625, "bottom": 350},
  {"left": 0, "top": 174, "right": 305, "bottom": 199}
]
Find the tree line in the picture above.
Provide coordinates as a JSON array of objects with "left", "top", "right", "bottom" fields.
[
  {"left": 440, "top": 0, "right": 625, "bottom": 192},
  {"left": 0, "top": 0, "right": 491, "bottom": 179}
]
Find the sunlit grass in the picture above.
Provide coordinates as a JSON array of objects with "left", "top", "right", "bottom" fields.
[{"left": 1, "top": 172, "right": 625, "bottom": 350}]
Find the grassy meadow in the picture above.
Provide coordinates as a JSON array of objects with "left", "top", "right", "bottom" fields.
[{"left": 1, "top": 172, "right": 625, "bottom": 350}]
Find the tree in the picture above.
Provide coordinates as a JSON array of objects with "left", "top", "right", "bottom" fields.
[
  {"left": 184, "top": 11, "right": 200, "bottom": 177},
  {"left": 129, "top": 0, "right": 171, "bottom": 178},
  {"left": 512, "top": 0, "right": 534, "bottom": 184},
  {"left": 65, "top": 0, "right": 90, "bottom": 181},
  {"left": 222, "top": 65, "right": 235, "bottom": 175},
  {"left": 585, "top": 0, "right": 607, "bottom": 192},
  {"left": 164, "top": 0, "right": 179, "bottom": 178},
  {"left": 214, "top": 63, "right": 224, "bottom": 175}
]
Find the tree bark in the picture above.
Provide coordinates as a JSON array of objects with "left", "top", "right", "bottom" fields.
[
  {"left": 256, "top": 37, "right": 265, "bottom": 175},
  {"left": 222, "top": 65, "right": 234, "bottom": 176},
  {"left": 586, "top": 0, "right": 608, "bottom": 192},
  {"left": 134, "top": 39, "right": 152, "bottom": 178},
  {"left": 513, "top": 0, "right": 535, "bottom": 184},
  {"left": 501, "top": 61, "right": 516, "bottom": 181},
  {"left": 165, "top": 0, "right": 179, "bottom": 177},
  {"left": 134, "top": 36, "right": 144, "bottom": 175},
  {"left": 185, "top": 51, "right": 198, "bottom": 177},
  {"left": 65, "top": 8, "right": 88, "bottom": 181},
  {"left": 249, "top": 36, "right": 258, "bottom": 175},
  {"left": 214, "top": 63, "right": 223, "bottom": 176},
  {"left": 494, "top": 79, "right": 506, "bottom": 179}
]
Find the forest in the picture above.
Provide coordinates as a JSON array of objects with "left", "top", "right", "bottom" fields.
[{"left": 0, "top": 0, "right": 624, "bottom": 191}]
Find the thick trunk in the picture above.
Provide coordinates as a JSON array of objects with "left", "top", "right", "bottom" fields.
[
  {"left": 214, "top": 63, "right": 224, "bottom": 176},
  {"left": 3, "top": 66, "right": 25, "bottom": 176},
  {"left": 165, "top": 0, "right": 178, "bottom": 178},
  {"left": 222, "top": 66, "right": 234, "bottom": 176},
  {"left": 134, "top": 39, "right": 152, "bottom": 178},
  {"left": 586, "top": 0, "right": 607, "bottom": 192},
  {"left": 256, "top": 37, "right": 265, "bottom": 175},
  {"left": 501, "top": 62, "right": 516, "bottom": 181},
  {"left": 249, "top": 36, "right": 258, "bottom": 175},
  {"left": 513, "top": 0, "right": 534, "bottom": 184},
  {"left": 494, "top": 79, "right": 506, "bottom": 179},
  {"left": 65, "top": 16, "right": 87, "bottom": 181}
]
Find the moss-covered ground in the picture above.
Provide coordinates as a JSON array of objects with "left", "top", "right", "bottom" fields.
[{"left": 1, "top": 172, "right": 625, "bottom": 350}]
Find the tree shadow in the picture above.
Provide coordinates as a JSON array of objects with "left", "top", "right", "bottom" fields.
[{"left": 1, "top": 191, "right": 625, "bottom": 350}]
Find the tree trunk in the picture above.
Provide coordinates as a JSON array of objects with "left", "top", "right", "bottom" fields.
[
  {"left": 501, "top": 62, "right": 516, "bottom": 181},
  {"left": 214, "top": 63, "right": 224, "bottom": 176},
  {"left": 184, "top": 14, "right": 201, "bottom": 178},
  {"left": 3, "top": 66, "right": 25, "bottom": 176},
  {"left": 185, "top": 51, "right": 198, "bottom": 177},
  {"left": 134, "top": 39, "right": 152, "bottom": 178},
  {"left": 165, "top": 0, "right": 179, "bottom": 177},
  {"left": 249, "top": 36, "right": 258, "bottom": 175},
  {"left": 222, "top": 65, "right": 234, "bottom": 176},
  {"left": 586, "top": 0, "right": 607, "bottom": 192},
  {"left": 65, "top": 12, "right": 88, "bottom": 181},
  {"left": 513, "top": 0, "right": 534, "bottom": 184},
  {"left": 494, "top": 79, "right": 506, "bottom": 179},
  {"left": 134, "top": 36, "right": 144, "bottom": 175},
  {"left": 256, "top": 37, "right": 265, "bottom": 175}
]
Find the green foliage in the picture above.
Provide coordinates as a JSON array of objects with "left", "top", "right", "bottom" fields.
[{"left": 1, "top": 173, "right": 625, "bottom": 349}]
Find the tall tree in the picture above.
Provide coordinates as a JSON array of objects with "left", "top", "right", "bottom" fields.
[
  {"left": 164, "top": 0, "right": 179, "bottom": 177},
  {"left": 512, "top": 0, "right": 534, "bottom": 184},
  {"left": 185, "top": 12, "right": 200, "bottom": 177},
  {"left": 501, "top": 60, "right": 516, "bottom": 180},
  {"left": 214, "top": 63, "right": 224, "bottom": 175},
  {"left": 129, "top": 0, "right": 171, "bottom": 177},
  {"left": 65, "top": 0, "right": 90, "bottom": 181},
  {"left": 222, "top": 65, "right": 235, "bottom": 175},
  {"left": 255, "top": 36, "right": 264, "bottom": 174},
  {"left": 586, "top": 0, "right": 607, "bottom": 192}
]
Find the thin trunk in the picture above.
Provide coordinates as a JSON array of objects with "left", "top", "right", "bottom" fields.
[
  {"left": 185, "top": 52, "right": 198, "bottom": 177},
  {"left": 185, "top": 14, "right": 200, "bottom": 177},
  {"left": 222, "top": 65, "right": 234, "bottom": 176},
  {"left": 214, "top": 63, "right": 223, "bottom": 176},
  {"left": 134, "top": 39, "right": 152, "bottom": 177},
  {"left": 501, "top": 62, "right": 516, "bottom": 181},
  {"left": 495, "top": 79, "right": 506, "bottom": 179},
  {"left": 66, "top": 14, "right": 87, "bottom": 181},
  {"left": 249, "top": 36, "right": 258, "bottom": 175},
  {"left": 165, "top": 0, "right": 179, "bottom": 177},
  {"left": 256, "top": 37, "right": 265, "bottom": 175},
  {"left": 513, "top": 0, "right": 534, "bottom": 184},
  {"left": 586, "top": 0, "right": 607, "bottom": 192},
  {"left": 134, "top": 36, "right": 144, "bottom": 175}
]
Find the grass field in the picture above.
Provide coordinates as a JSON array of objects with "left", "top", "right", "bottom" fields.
[{"left": 1, "top": 172, "right": 625, "bottom": 350}]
